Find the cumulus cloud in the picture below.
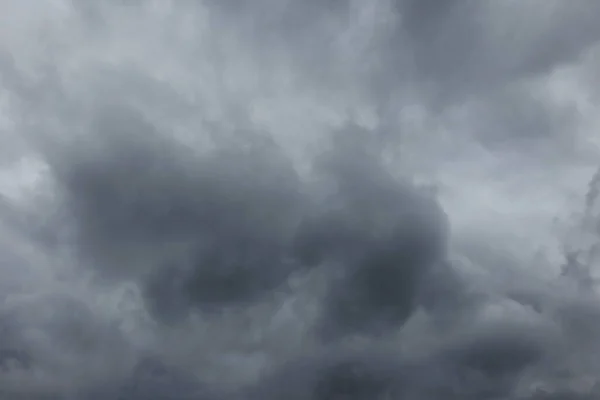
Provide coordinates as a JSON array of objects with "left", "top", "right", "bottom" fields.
[{"left": 1, "top": 0, "right": 600, "bottom": 399}]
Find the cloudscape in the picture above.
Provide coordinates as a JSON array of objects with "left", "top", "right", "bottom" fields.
[{"left": 1, "top": 1, "right": 600, "bottom": 398}]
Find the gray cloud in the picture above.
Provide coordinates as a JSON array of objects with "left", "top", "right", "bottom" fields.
[
  {"left": 243, "top": 323, "right": 550, "bottom": 400},
  {"left": 1, "top": 0, "right": 600, "bottom": 398}
]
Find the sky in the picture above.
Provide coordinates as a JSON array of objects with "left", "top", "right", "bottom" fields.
[{"left": 1, "top": 0, "right": 600, "bottom": 399}]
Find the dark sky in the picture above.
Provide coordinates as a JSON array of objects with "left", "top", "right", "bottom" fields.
[{"left": 1, "top": 0, "right": 600, "bottom": 398}]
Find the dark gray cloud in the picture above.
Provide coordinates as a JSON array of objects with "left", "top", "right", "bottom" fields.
[
  {"left": 44, "top": 101, "right": 447, "bottom": 336},
  {"left": 46, "top": 102, "right": 308, "bottom": 322},
  {"left": 243, "top": 323, "right": 549, "bottom": 400},
  {"left": 1, "top": 0, "right": 600, "bottom": 398},
  {"left": 299, "top": 125, "right": 449, "bottom": 341},
  {"left": 78, "top": 356, "right": 223, "bottom": 400},
  {"left": 384, "top": 0, "right": 600, "bottom": 108}
]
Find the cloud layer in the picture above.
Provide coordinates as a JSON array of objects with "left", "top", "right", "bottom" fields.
[{"left": 1, "top": 0, "right": 600, "bottom": 399}]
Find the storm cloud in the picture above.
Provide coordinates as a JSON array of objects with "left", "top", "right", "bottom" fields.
[{"left": 1, "top": 0, "right": 600, "bottom": 399}]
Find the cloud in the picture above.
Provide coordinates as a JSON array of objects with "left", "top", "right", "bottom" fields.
[
  {"left": 1, "top": 0, "right": 600, "bottom": 398},
  {"left": 297, "top": 124, "right": 449, "bottom": 341},
  {"left": 45, "top": 102, "right": 308, "bottom": 323},
  {"left": 244, "top": 322, "right": 549, "bottom": 400}
]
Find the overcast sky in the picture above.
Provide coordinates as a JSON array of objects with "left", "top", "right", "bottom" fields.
[{"left": 1, "top": 1, "right": 600, "bottom": 399}]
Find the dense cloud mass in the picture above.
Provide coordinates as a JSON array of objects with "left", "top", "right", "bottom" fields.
[
  {"left": 1, "top": 0, "right": 600, "bottom": 399},
  {"left": 49, "top": 103, "right": 308, "bottom": 321}
]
